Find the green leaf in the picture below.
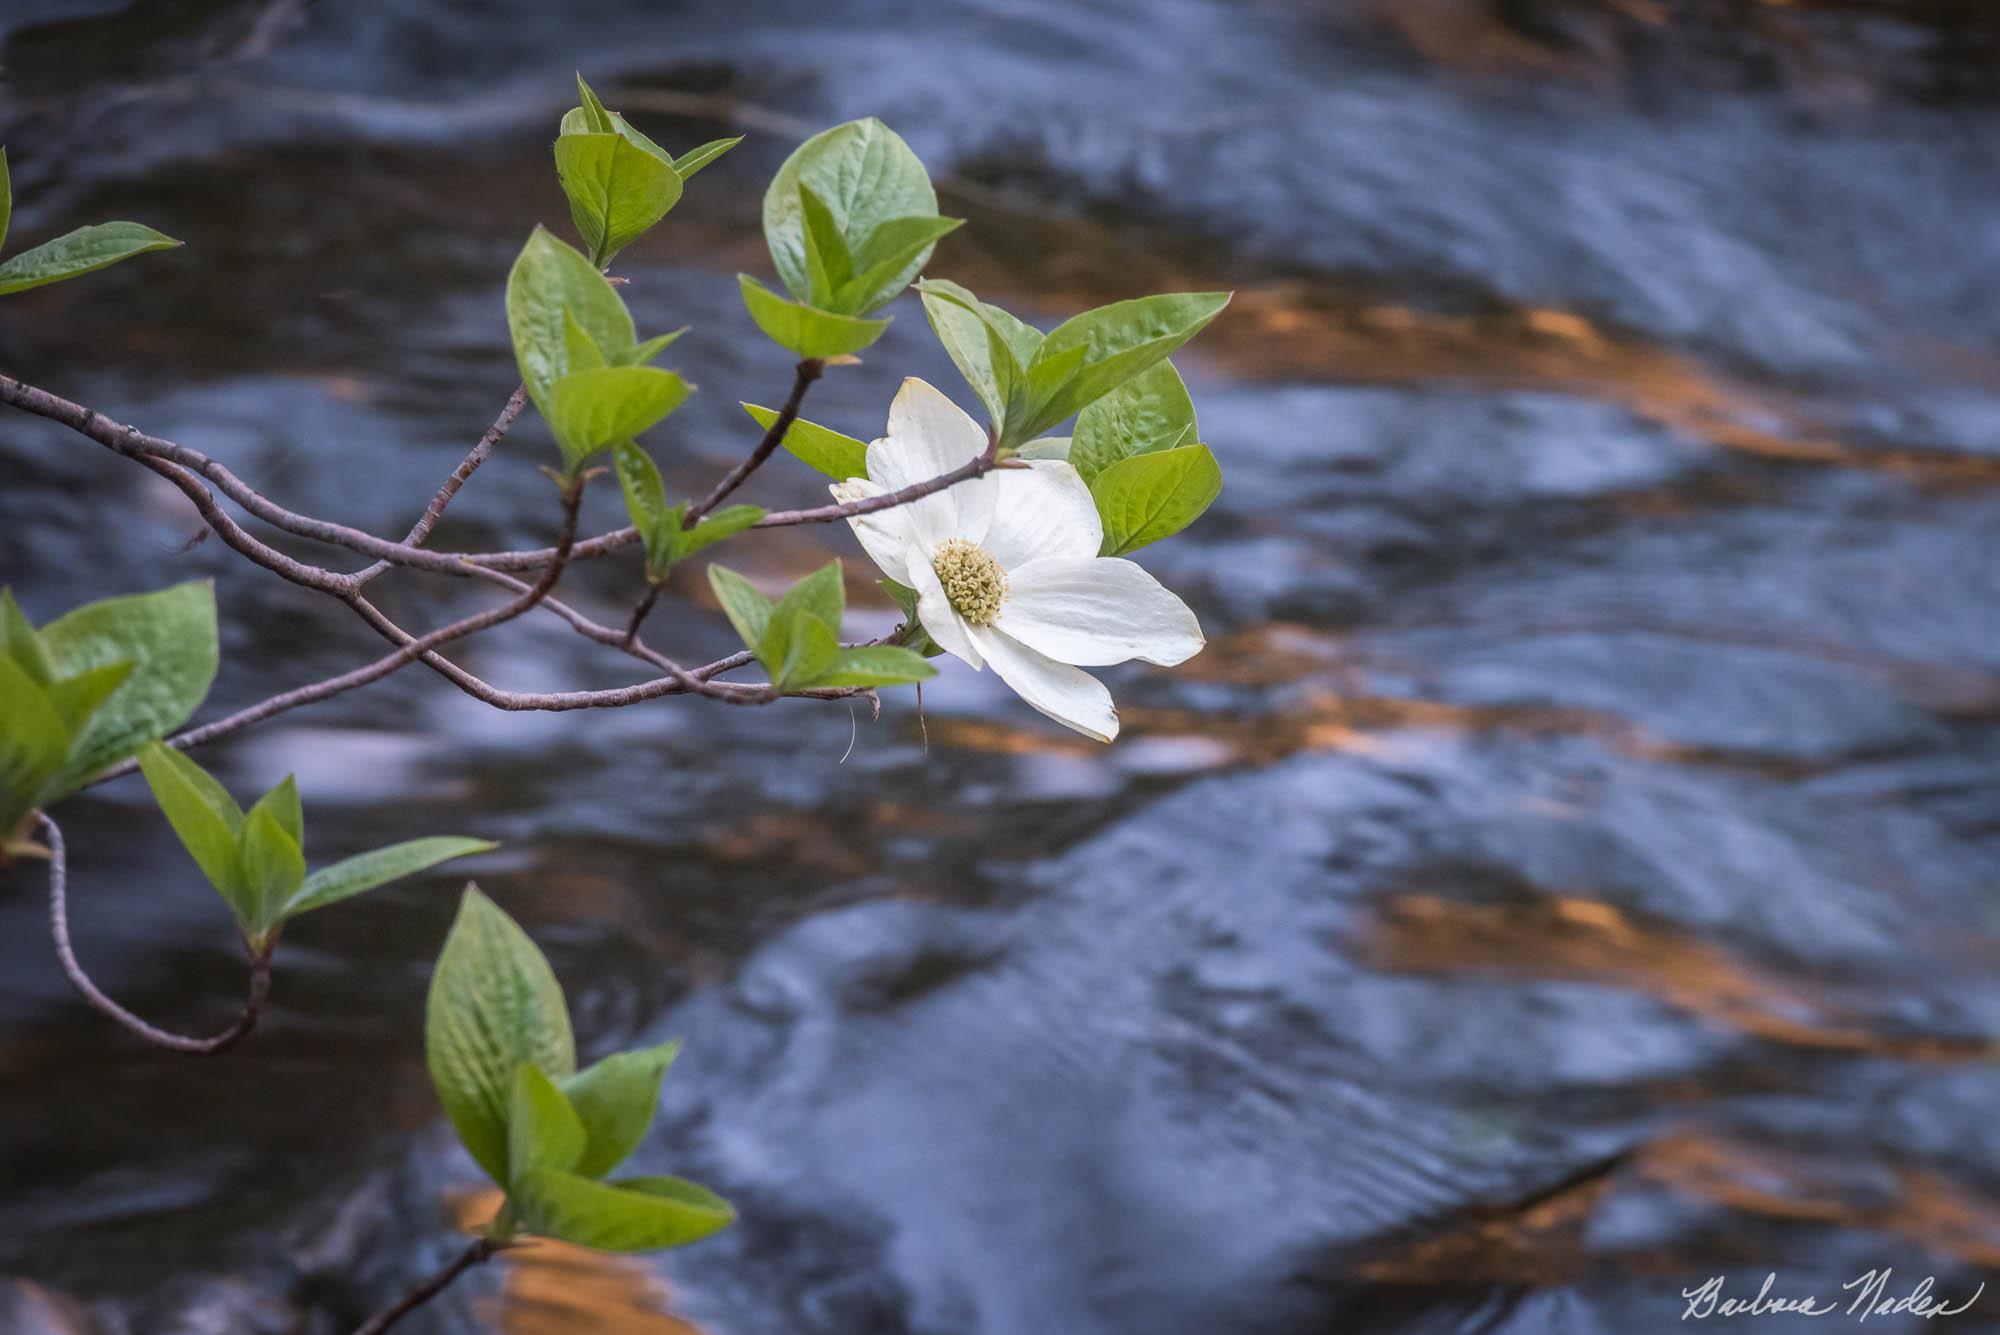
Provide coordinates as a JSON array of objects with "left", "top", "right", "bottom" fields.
[
  {"left": 286, "top": 836, "right": 497, "bottom": 918},
  {"left": 509, "top": 1062, "right": 587, "bottom": 1183},
  {"left": 563, "top": 308, "right": 607, "bottom": 373},
  {"left": 237, "top": 801, "right": 306, "bottom": 937},
  {"left": 0, "top": 656, "right": 68, "bottom": 839},
  {"left": 760, "top": 563, "right": 845, "bottom": 686},
  {"left": 39, "top": 581, "right": 218, "bottom": 795},
  {"left": 769, "top": 562, "right": 845, "bottom": 643},
  {"left": 506, "top": 227, "right": 636, "bottom": 411},
  {"left": 1025, "top": 292, "right": 1231, "bottom": 436},
  {"left": 44, "top": 660, "right": 133, "bottom": 738},
  {"left": 256, "top": 774, "right": 304, "bottom": 849},
  {"left": 617, "top": 328, "right": 687, "bottom": 368},
  {"left": 426, "top": 886, "right": 576, "bottom": 1185},
  {"left": 1090, "top": 443, "right": 1223, "bottom": 555},
  {"left": 772, "top": 612, "right": 839, "bottom": 691},
  {"left": 738, "top": 274, "right": 889, "bottom": 359},
  {"left": 137, "top": 741, "right": 246, "bottom": 921},
  {"left": 740, "top": 403, "right": 869, "bottom": 480},
  {"left": 804, "top": 645, "right": 939, "bottom": 688},
  {"left": 672, "top": 136, "right": 741, "bottom": 179},
  {"left": 917, "top": 279, "right": 1030, "bottom": 436},
  {"left": 762, "top": 118, "right": 941, "bottom": 314},
  {"left": 0, "top": 221, "right": 181, "bottom": 297},
  {"left": 512, "top": 1169, "right": 734, "bottom": 1252},
  {"left": 553, "top": 132, "right": 682, "bottom": 266},
  {"left": 669, "top": 505, "right": 763, "bottom": 564},
  {"left": 797, "top": 183, "right": 853, "bottom": 309},
  {"left": 558, "top": 1040, "right": 681, "bottom": 1179},
  {"left": 0, "top": 588, "right": 49, "bottom": 683},
  {"left": 1069, "top": 358, "right": 1197, "bottom": 483},
  {"left": 613, "top": 441, "right": 677, "bottom": 575},
  {"left": 0, "top": 148, "right": 10, "bottom": 255},
  {"left": 839, "top": 215, "right": 963, "bottom": 315},
  {"left": 706, "top": 565, "right": 772, "bottom": 653},
  {"left": 573, "top": 74, "right": 616, "bottom": 134},
  {"left": 546, "top": 366, "right": 691, "bottom": 473}
]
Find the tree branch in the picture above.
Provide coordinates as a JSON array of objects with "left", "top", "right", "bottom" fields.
[
  {"left": 349, "top": 383, "right": 529, "bottom": 586},
  {"left": 352, "top": 1236, "right": 500, "bottom": 1335},
  {"left": 683, "top": 357, "right": 822, "bottom": 525},
  {"left": 37, "top": 812, "right": 274, "bottom": 1055}
]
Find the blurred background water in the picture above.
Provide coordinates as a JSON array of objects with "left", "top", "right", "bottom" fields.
[{"left": 4, "top": 1, "right": 2000, "bottom": 1331}]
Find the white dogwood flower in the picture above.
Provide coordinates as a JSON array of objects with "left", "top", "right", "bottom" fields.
[{"left": 831, "top": 378, "right": 1203, "bottom": 741}]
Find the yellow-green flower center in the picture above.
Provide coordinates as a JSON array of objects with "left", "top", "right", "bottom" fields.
[{"left": 932, "top": 538, "right": 1007, "bottom": 626}]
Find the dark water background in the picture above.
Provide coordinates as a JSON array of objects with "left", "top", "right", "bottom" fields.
[{"left": 5, "top": 1, "right": 2000, "bottom": 1331}]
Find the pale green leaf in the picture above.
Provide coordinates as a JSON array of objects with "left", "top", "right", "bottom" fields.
[
  {"left": 512, "top": 1169, "right": 734, "bottom": 1252},
  {"left": 1090, "top": 443, "right": 1223, "bottom": 555},
  {"left": 0, "top": 656, "right": 68, "bottom": 839},
  {"left": 706, "top": 565, "right": 772, "bottom": 655},
  {"left": 738, "top": 274, "right": 889, "bottom": 359},
  {"left": 509, "top": 1062, "right": 587, "bottom": 1184},
  {"left": 773, "top": 612, "right": 839, "bottom": 691},
  {"left": 0, "top": 589, "right": 43, "bottom": 683},
  {"left": 573, "top": 74, "right": 616, "bottom": 134},
  {"left": 839, "top": 214, "right": 963, "bottom": 315},
  {"left": 558, "top": 1040, "right": 681, "bottom": 1179},
  {"left": 136, "top": 741, "right": 246, "bottom": 921},
  {"left": 740, "top": 403, "right": 869, "bottom": 480},
  {"left": 39, "top": 580, "right": 218, "bottom": 794},
  {"left": 0, "top": 148, "right": 10, "bottom": 255},
  {"left": 618, "top": 327, "right": 687, "bottom": 368},
  {"left": 546, "top": 366, "right": 691, "bottom": 472},
  {"left": 426, "top": 886, "right": 576, "bottom": 1185},
  {"left": 1070, "top": 358, "right": 1197, "bottom": 483},
  {"left": 44, "top": 660, "right": 133, "bottom": 739},
  {"left": 286, "top": 836, "right": 497, "bottom": 917},
  {"left": 669, "top": 505, "right": 763, "bottom": 564},
  {"left": 613, "top": 441, "right": 676, "bottom": 574},
  {"left": 237, "top": 802, "right": 306, "bottom": 937},
  {"left": 804, "top": 645, "right": 939, "bottom": 688},
  {"left": 671, "top": 136, "right": 742, "bottom": 179},
  {"left": 0, "top": 221, "right": 181, "bottom": 296}
]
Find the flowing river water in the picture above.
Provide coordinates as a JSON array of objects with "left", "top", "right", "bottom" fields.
[{"left": 4, "top": 2, "right": 2000, "bottom": 1331}]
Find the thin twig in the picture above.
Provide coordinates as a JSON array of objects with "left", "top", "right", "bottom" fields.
[
  {"left": 352, "top": 1236, "right": 500, "bottom": 1335},
  {"left": 38, "top": 812, "right": 274, "bottom": 1055},
  {"left": 350, "top": 383, "right": 528, "bottom": 586},
  {"left": 684, "top": 357, "right": 822, "bottom": 525},
  {"left": 623, "top": 582, "right": 664, "bottom": 645}
]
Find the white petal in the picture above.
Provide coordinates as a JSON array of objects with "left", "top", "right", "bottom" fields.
[
  {"left": 996, "top": 557, "right": 1205, "bottom": 666},
  {"left": 967, "top": 626, "right": 1119, "bottom": 742},
  {"left": 982, "top": 461, "right": 1103, "bottom": 569},
  {"left": 830, "top": 478, "right": 913, "bottom": 584},
  {"left": 866, "top": 378, "right": 995, "bottom": 545},
  {"left": 907, "top": 550, "right": 984, "bottom": 669}
]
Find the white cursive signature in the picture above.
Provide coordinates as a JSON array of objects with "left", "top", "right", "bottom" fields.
[{"left": 1682, "top": 1271, "right": 1983, "bottom": 1322}]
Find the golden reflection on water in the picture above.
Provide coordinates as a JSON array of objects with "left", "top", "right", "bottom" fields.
[
  {"left": 1362, "top": 892, "right": 1991, "bottom": 1060},
  {"left": 450, "top": 1189, "right": 710, "bottom": 1334}
]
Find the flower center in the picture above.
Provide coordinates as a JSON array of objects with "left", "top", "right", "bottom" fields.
[{"left": 932, "top": 538, "right": 1007, "bottom": 626}]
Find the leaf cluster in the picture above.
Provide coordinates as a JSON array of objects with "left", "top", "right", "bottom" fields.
[
  {"left": 136, "top": 742, "right": 492, "bottom": 951},
  {"left": 426, "top": 887, "right": 732, "bottom": 1252},
  {"left": 506, "top": 227, "right": 692, "bottom": 475},
  {"left": 554, "top": 75, "right": 740, "bottom": 268},
  {"left": 0, "top": 583, "right": 217, "bottom": 852},
  {"left": 741, "top": 119, "right": 962, "bottom": 359},
  {"left": 707, "top": 561, "right": 935, "bottom": 693}
]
